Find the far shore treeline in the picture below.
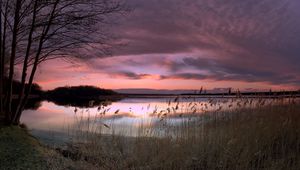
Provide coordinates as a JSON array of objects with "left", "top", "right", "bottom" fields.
[
  {"left": 5, "top": 80, "right": 123, "bottom": 108},
  {"left": 1, "top": 78, "right": 43, "bottom": 98},
  {"left": 8, "top": 80, "right": 300, "bottom": 100},
  {"left": 5, "top": 79, "right": 300, "bottom": 109},
  {"left": 44, "top": 86, "right": 124, "bottom": 107}
]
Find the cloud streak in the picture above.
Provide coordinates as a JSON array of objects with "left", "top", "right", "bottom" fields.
[
  {"left": 34, "top": 0, "right": 300, "bottom": 90},
  {"left": 110, "top": 0, "right": 300, "bottom": 86}
]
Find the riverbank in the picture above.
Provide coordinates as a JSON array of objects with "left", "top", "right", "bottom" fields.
[
  {"left": 2, "top": 98, "right": 300, "bottom": 169},
  {"left": 0, "top": 126, "right": 110, "bottom": 170},
  {"left": 0, "top": 126, "right": 48, "bottom": 169}
]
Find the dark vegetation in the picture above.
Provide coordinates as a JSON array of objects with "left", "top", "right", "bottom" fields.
[
  {"left": 0, "top": 78, "right": 42, "bottom": 97},
  {"left": 3, "top": 79, "right": 122, "bottom": 112},
  {"left": 6, "top": 78, "right": 43, "bottom": 96},
  {"left": 44, "top": 86, "right": 123, "bottom": 108},
  {"left": 0, "top": 79, "right": 42, "bottom": 121}
]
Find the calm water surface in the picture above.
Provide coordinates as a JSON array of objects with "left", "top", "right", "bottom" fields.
[
  {"left": 20, "top": 96, "right": 277, "bottom": 144},
  {"left": 21, "top": 97, "right": 209, "bottom": 128}
]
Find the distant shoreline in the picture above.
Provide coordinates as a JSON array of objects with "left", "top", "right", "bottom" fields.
[{"left": 122, "top": 90, "right": 300, "bottom": 98}]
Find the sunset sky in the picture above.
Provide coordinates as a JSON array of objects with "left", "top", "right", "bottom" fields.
[{"left": 31, "top": 0, "right": 300, "bottom": 92}]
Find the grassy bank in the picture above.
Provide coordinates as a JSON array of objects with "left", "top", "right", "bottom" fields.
[
  {"left": 0, "top": 126, "right": 48, "bottom": 170},
  {"left": 0, "top": 126, "right": 96, "bottom": 170},
  {"left": 57, "top": 98, "right": 300, "bottom": 169}
]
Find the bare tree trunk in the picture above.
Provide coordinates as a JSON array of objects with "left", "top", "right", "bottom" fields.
[
  {"left": 14, "top": 0, "right": 59, "bottom": 124},
  {"left": 6, "top": 0, "right": 22, "bottom": 124},
  {"left": 13, "top": 1, "right": 38, "bottom": 122},
  {"left": 0, "top": 0, "right": 3, "bottom": 116},
  {"left": 1, "top": 0, "right": 7, "bottom": 118}
]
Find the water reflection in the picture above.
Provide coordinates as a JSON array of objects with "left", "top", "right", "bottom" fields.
[
  {"left": 10, "top": 98, "right": 42, "bottom": 112},
  {"left": 21, "top": 96, "right": 293, "bottom": 144},
  {"left": 45, "top": 96, "right": 119, "bottom": 108},
  {"left": 21, "top": 97, "right": 213, "bottom": 137}
]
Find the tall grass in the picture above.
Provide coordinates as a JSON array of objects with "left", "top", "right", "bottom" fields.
[{"left": 50, "top": 96, "right": 300, "bottom": 169}]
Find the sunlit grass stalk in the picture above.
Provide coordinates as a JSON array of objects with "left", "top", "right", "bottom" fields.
[{"left": 53, "top": 96, "right": 300, "bottom": 169}]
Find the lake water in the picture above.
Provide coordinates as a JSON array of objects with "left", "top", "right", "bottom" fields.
[{"left": 20, "top": 96, "right": 287, "bottom": 145}]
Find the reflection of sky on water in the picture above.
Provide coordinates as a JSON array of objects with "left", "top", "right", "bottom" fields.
[
  {"left": 21, "top": 96, "right": 281, "bottom": 139},
  {"left": 21, "top": 97, "right": 214, "bottom": 136}
]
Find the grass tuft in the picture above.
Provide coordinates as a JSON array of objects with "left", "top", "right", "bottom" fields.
[{"left": 50, "top": 97, "right": 300, "bottom": 169}]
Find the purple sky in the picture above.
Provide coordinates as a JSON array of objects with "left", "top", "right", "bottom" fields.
[{"left": 32, "top": 0, "right": 300, "bottom": 91}]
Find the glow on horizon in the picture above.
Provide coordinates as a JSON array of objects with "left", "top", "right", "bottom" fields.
[
  {"left": 28, "top": 0, "right": 300, "bottom": 92},
  {"left": 30, "top": 58, "right": 298, "bottom": 91}
]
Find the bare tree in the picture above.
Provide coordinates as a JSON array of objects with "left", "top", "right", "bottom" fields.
[
  {"left": 0, "top": 0, "right": 128, "bottom": 125},
  {"left": 6, "top": 0, "right": 22, "bottom": 122},
  {"left": 0, "top": 0, "right": 3, "bottom": 119},
  {"left": 0, "top": 0, "right": 9, "bottom": 121}
]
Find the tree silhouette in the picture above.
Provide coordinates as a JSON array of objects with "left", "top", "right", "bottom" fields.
[
  {"left": 0, "top": 0, "right": 128, "bottom": 124},
  {"left": 45, "top": 85, "right": 120, "bottom": 108}
]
